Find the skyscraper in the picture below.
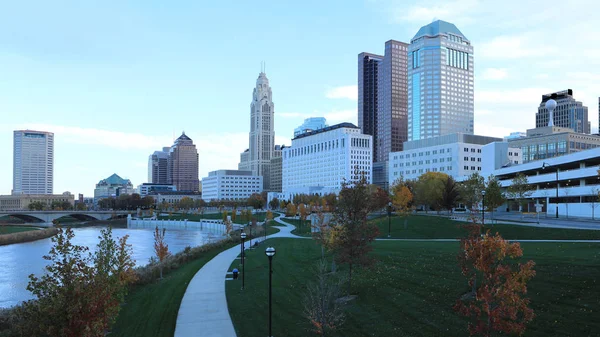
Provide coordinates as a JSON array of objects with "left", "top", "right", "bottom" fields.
[
  {"left": 148, "top": 147, "right": 170, "bottom": 184},
  {"left": 535, "top": 89, "right": 590, "bottom": 134},
  {"left": 168, "top": 132, "right": 199, "bottom": 192},
  {"left": 238, "top": 71, "right": 275, "bottom": 190},
  {"left": 408, "top": 20, "right": 474, "bottom": 141},
  {"left": 13, "top": 130, "right": 54, "bottom": 195},
  {"left": 358, "top": 52, "right": 383, "bottom": 161}
]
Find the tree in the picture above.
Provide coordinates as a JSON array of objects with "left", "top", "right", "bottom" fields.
[
  {"left": 28, "top": 201, "right": 46, "bottom": 211},
  {"left": 222, "top": 210, "right": 229, "bottom": 223},
  {"left": 298, "top": 204, "right": 309, "bottom": 228},
  {"left": 441, "top": 176, "right": 460, "bottom": 214},
  {"left": 391, "top": 179, "right": 413, "bottom": 229},
  {"left": 460, "top": 173, "right": 485, "bottom": 211},
  {"left": 154, "top": 227, "right": 170, "bottom": 279},
  {"left": 266, "top": 210, "right": 273, "bottom": 222},
  {"left": 329, "top": 176, "right": 379, "bottom": 291},
  {"left": 75, "top": 202, "right": 87, "bottom": 211},
  {"left": 142, "top": 196, "right": 155, "bottom": 209},
  {"left": 414, "top": 172, "right": 447, "bottom": 212},
  {"left": 484, "top": 175, "right": 505, "bottom": 224},
  {"left": 303, "top": 259, "right": 346, "bottom": 336},
  {"left": 455, "top": 228, "right": 536, "bottom": 337},
  {"left": 269, "top": 197, "right": 280, "bottom": 210},
  {"left": 322, "top": 193, "right": 337, "bottom": 212},
  {"left": 279, "top": 199, "right": 286, "bottom": 210},
  {"left": 286, "top": 203, "right": 297, "bottom": 218},
  {"left": 368, "top": 185, "right": 389, "bottom": 211},
  {"left": 507, "top": 173, "right": 533, "bottom": 213},
  {"left": 231, "top": 208, "right": 237, "bottom": 223},
  {"left": 178, "top": 197, "right": 194, "bottom": 211},
  {"left": 247, "top": 193, "right": 265, "bottom": 209}
]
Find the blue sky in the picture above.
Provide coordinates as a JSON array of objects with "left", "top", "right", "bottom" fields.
[{"left": 1, "top": 0, "right": 599, "bottom": 196}]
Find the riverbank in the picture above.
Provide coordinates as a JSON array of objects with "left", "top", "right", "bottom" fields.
[{"left": 0, "top": 228, "right": 58, "bottom": 246}]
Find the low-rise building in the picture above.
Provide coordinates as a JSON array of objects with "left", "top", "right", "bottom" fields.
[
  {"left": 201, "top": 170, "right": 262, "bottom": 201},
  {"left": 0, "top": 192, "right": 75, "bottom": 211},
  {"left": 137, "top": 183, "right": 177, "bottom": 197},
  {"left": 282, "top": 122, "right": 373, "bottom": 200},
  {"left": 151, "top": 191, "right": 203, "bottom": 206}
]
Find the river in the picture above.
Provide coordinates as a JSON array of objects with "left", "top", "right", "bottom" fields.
[{"left": 0, "top": 226, "right": 222, "bottom": 309}]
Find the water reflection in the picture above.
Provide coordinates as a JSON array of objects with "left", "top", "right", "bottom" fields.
[{"left": 0, "top": 226, "right": 223, "bottom": 309}]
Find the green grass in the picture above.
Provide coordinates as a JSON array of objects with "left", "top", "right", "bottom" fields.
[
  {"left": 226, "top": 238, "right": 600, "bottom": 337},
  {"left": 158, "top": 212, "right": 268, "bottom": 224},
  {"left": 374, "top": 215, "right": 600, "bottom": 240},
  {"left": 283, "top": 218, "right": 313, "bottom": 237},
  {"left": 0, "top": 226, "right": 40, "bottom": 235}
]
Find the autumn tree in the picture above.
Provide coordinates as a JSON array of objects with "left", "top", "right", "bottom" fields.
[
  {"left": 329, "top": 176, "right": 379, "bottom": 291},
  {"left": 286, "top": 203, "right": 297, "bottom": 218},
  {"left": 391, "top": 179, "right": 413, "bottom": 229},
  {"left": 154, "top": 227, "right": 170, "bottom": 279},
  {"left": 414, "top": 172, "right": 447, "bottom": 212},
  {"left": 455, "top": 228, "right": 536, "bottom": 337},
  {"left": 269, "top": 197, "right": 280, "bottom": 210},
  {"left": 322, "top": 193, "right": 337, "bottom": 212},
  {"left": 298, "top": 204, "right": 309, "bottom": 228},
  {"left": 75, "top": 202, "right": 87, "bottom": 211},
  {"left": 460, "top": 172, "right": 485, "bottom": 211},
  {"left": 231, "top": 208, "right": 237, "bottom": 223},
  {"left": 222, "top": 210, "right": 229, "bottom": 223},
  {"left": 303, "top": 259, "right": 346, "bottom": 336},
  {"left": 507, "top": 173, "right": 533, "bottom": 213},
  {"left": 368, "top": 185, "right": 390, "bottom": 211},
  {"left": 178, "top": 197, "right": 194, "bottom": 211},
  {"left": 247, "top": 193, "right": 265, "bottom": 209},
  {"left": 484, "top": 175, "right": 505, "bottom": 223}
]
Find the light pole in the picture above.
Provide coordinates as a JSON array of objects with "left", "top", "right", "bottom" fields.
[
  {"left": 481, "top": 190, "right": 486, "bottom": 228},
  {"left": 240, "top": 232, "right": 247, "bottom": 290},
  {"left": 249, "top": 219, "right": 252, "bottom": 247},
  {"left": 265, "top": 247, "right": 276, "bottom": 337},
  {"left": 387, "top": 201, "right": 392, "bottom": 238},
  {"left": 542, "top": 162, "right": 559, "bottom": 218}
]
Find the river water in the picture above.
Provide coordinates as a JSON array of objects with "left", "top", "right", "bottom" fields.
[{"left": 0, "top": 226, "right": 222, "bottom": 309}]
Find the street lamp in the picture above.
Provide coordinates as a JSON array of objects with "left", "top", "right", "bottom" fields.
[
  {"left": 240, "top": 232, "right": 247, "bottom": 290},
  {"left": 265, "top": 247, "right": 276, "bottom": 337},
  {"left": 481, "top": 190, "right": 486, "bottom": 228},
  {"left": 542, "top": 162, "right": 559, "bottom": 218},
  {"left": 387, "top": 201, "right": 393, "bottom": 238},
  {"left": 249, "top": 219, "right": 252, "bottom": 247}
]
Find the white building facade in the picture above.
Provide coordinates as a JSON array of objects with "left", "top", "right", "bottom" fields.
[
  {"left": 137, "top": 183, "right": 177, "bottom": 197},
  {"left": 282, "top": 123, "right": 373, "bottom": 200},
  {"left": 202, "top": 170, "right": 263, "bottom": 201},
  {"left": 388, "top": 133, "right": 518, "bottom": 183},
  {"left": 13, "top": 130, "right": 54, "bottom": 195}
]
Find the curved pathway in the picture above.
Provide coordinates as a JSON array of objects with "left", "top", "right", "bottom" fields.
[{"left": 173, "top": 215, "right": 299, "bottom": 337}]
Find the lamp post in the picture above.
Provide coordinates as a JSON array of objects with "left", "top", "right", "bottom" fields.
[
  {"left": 542, "top": 162, "right": 559, "bottom": 218},
  {"left": 481, "top": 190, "right": 486, "bottom": 229},
  {"left": 249, "top": 219, "right": 252, "bottom": 247},
  {"left": 240, "top": 232, "right": 247, "bottom": 290},
  {"left": 265, "top": 247, "right": 276, "bottom": 337},
  {"left": 387, "top": 201, "right": 392, "bottom": 238}
]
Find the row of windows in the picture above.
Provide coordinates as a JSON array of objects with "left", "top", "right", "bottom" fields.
[
  {"left": 446, "top": 48, "right": 469, "bottom": 70},
  {"left": 395, "top": 166, "right": 453, "bottom": 176},
  {"left": 464, "top": 147, "right": 481, "bottom": 153}
]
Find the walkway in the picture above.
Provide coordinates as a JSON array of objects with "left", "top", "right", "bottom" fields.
[{"left": 173, "top": 215, "right": 299, "bottom": 337}]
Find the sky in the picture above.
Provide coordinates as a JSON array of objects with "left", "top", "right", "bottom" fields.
[{"left": 1, "top": 0, "right": 599, "bottom": 196}]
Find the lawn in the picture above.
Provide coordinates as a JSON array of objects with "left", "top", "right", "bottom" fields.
[
  {"left": 0, "top": 226, "right": 40, "bottom": 235},
  {"left": 158, "top": 211, "right": 269, "bottom": 224},
  {"left": 283, "top": 217, "right": 313, "bottom": 236},
  {"left": 373, "top": 215, "right": 600, "bottom": 240},
  {"left": 226, "top": 238, "right": 600, "bottom": 337}
]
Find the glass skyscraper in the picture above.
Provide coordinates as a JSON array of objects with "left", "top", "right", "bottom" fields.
[
  {"left": 408, "top": 20, "right": 474, "bottom": 141},
  {"left": 358, "top": 52, "right": 383, "bottom": 161}
]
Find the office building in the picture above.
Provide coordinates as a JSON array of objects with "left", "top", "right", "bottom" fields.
[
  {"left": 358, "top": 52, "right": 383, "bottom": 160},
  {"left": 408, "top": 20, "right": 474, "bottom": 141},
  {"left": 137, "top": 183, "right": 177, "bottom": 197},
  {"left": 294, "top": 117, "right": 328, "bottom": 137},
  {"left": 388, "top": 133, "right": 513, "bottom": 183},
  {"left": 238, "top": 71, "right": 276, "bottom": 190},
  {"left": 151, "top": 191, "right": 203, "bottom": 206},
  {"left": 201, "top": 170, "right": 262, "bottom": 201},
  {"left": 148, "top": 147, "right": 170, "bottom": 184},
  {"left": 535, "top": 90, "right": 589, "bottom": 134},
  {"left": 282, "top": 123, "right": 372, "bottom": 200},
  {"left": 504, "top": 132, "right": 527, "bottom": 141},
  {"left": 0, "top": 192, "right": 74, "bottom": 211},
  {"left": 168, "top": 132, "right": 200, "bottom": 192},
  {"left": 13, "top": 130, "right": 54, "bottom": 195},
  {"left": 269, "top": 145, "right": 284, "bottom": 193},
  {"left": 94, "top": 173, "right": 134, "bottom": 202}
]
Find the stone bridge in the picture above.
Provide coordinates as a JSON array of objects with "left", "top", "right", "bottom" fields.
[{"left": 0, "top": 211, "right": 130, "bottom": 225}]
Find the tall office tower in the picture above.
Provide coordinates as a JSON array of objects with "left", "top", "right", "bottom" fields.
[
  {"left": 358, "top": 52, "right": 383, "bottom": 161},
  {"left": 148, "top": 147, "right": 170, "bottom": 184},
  {"left": 168, "top": 132, "right": 199, "bottom": 192},
  {"left": 13, "top": 130, "right": 54, "bottom": 195},
  {"left": 408, "top": 20, "right": 474, "bottom": 141},
  {"left": 238, "top": 71, "right": 275, "bottom": 191},
  {"left": 535, "top": 89, "right": 590, "bottom": 134}
]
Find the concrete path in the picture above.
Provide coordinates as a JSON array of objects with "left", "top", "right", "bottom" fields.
[
  {"left": 377, "top": 238, "right": 600, "bottom": 243},
  {"left": 173, "top": 215, "right": 299, "bottom": 337}
]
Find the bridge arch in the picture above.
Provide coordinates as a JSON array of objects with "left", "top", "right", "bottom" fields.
[{"left": 2, "top": 214, "right": 46, "bottom": 223}]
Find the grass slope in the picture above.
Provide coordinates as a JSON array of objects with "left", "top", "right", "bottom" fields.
[
  {"left": 226, "top": 238, "right": 600, "bottom": 337},
  {"left": 0, "top": 226, "right": 39, "bottom": 234}
]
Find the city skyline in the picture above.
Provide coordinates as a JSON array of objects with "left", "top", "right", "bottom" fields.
[{"left": 1, "top": 1, "right": 599, "bottom": 196}]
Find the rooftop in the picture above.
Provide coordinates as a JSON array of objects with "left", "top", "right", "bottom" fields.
[
  {"left": 292, "top": 122, "right": 359, "bottom": 140},
  {"left": 97, "top": 173, "right": 131, "bottom": 186},
  {"left": 412, "top": 20, "right": 468, "bottom": 41}
]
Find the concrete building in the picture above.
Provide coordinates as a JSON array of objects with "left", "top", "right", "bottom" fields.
[
  {"left": 358, "top": 52, "right": 383, "bottom": 161},
  {"left": 148, "top": 147, "right": 170, "bottom": 184},
  {"left": 151, "top": 191, "right": 203, "bottom": 206},
  {"left": 504, "top": 132, "right": 526, "bottom": 141},
  {"left": 282, "top": 123, "right": 373, "bottom": 200},
  {"left": 0, "top": 192, "right": 74, "bottom": 211},
  {"left": 168, "top": 132, "right": 200, "bottom": 192},
  {"left": 294, "top": 117, "right": 328, "bottom": 137},
  {"left": 13, "top": 130, "right": 54, "bottom": 195},
  {"left": 201, "top": 170, "right": 262, "bottom": 202},
  {"left": 238, "top": 71, "right": 275, "bottom": 191},
  {"left": 137, "top": 183, "right": 177, "bottom": 197},
  {"left": 94, "top": 174, "right": 134, "bottom": 202},
  {"left": 269, "top": 145, "right": 284, "bottom": 193},
  {"left": 508, "top": 126, "right": 600, "bottom": 164},
  {"left": 388, "top": 133, "right": 516, "bottom": 183},
  {"left": 408, "top": 20, "right": 474, "bottom": 141},
  {"left": 536, "top": 90, "right": 590, "bottom": 134}
]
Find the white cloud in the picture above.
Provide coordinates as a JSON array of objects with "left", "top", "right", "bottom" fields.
[
  {"left": 479, "top": 35, "right": 557, "bottom": 59},
  {"left": 477, "top": 87, "right": 550, "bottom": 105},
  {"left": 481, "top": 68, "right": 508, "bottom": 80},
  {"left": 278, "top": 112, "right": 306, "bottom": 118},
  {"left": 324, "top": 109, "right": 358, "bottom": 124},
  {"left": 325, "top": 85, "right": 358, "bottom": 101},
  {"left": 394, "top": 0, "right": 480, "bottom": 24}
]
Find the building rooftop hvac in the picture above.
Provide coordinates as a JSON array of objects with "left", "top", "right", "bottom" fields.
[
  {"left": 541, "top": 89, "right": 574, "bottom": 103},
  {"left": 412, "top": 20, "right": 468, "bottom": 41},
  {"left": 292, "top": 122, "right": 359, "bottom": 140}
]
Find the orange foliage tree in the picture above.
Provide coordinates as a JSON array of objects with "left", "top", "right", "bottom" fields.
[
  {"left": 454, "top": 225, "right": 536, "bottom": 337},
  {"left": 154, "top": 227, "right": 170, "bottom": 279}
]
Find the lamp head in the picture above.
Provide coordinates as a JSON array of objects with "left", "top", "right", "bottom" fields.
[
  {"left": 241, "top": 232, "right": 247, "bottom": 239},
  {"left": 481, "top": 190, "right": 486, "bottom": 196},
  {"left": 388, "top": 201, "right": 392, "bottom": 206},
  {"left": 265, "top": 246, "right": 276, "bottom": 257}
]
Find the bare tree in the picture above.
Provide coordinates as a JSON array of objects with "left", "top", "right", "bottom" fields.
[{"left": 303, "top": 259, "right": 346, "bottom": 336}]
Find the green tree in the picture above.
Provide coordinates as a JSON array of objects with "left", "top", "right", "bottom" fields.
[
  {"left": 507, "top": 173, "right": 533, "bottom": 213},
  {"left": 414, "top": 172, "right": 448, "bottom": 212},
  {"left": 75, "top": 202, "right": 87, "bottom": 211},
  {"left": 247, "top": 193, "right": 265, "bottom": 209},
  {"left": 441, "top": 176, "right": 460, "bottom": 214},
  {"left": 178, "top": 197, "right": 194, "bottom": 211},
  {"left": 460, "top": 173, "right": 485, "bottom": 211},
  {"left": 269, "top": 197, "right": 280, "bottom": 210},
  {"left": 28, "top": 201, "right": 46, "bottom": 211},
  {"left": 484, "top": 175, "right": 505, "bottom": 223}
]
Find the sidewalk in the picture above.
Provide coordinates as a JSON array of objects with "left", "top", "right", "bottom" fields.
[{"left": 173, "top": 215, "right": 299, "bottom": 337}]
